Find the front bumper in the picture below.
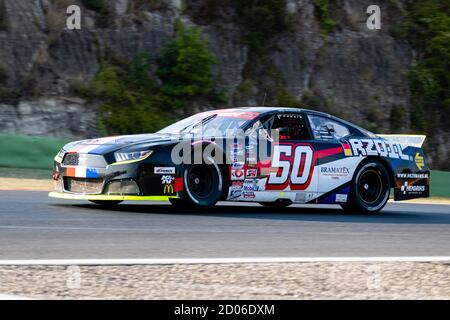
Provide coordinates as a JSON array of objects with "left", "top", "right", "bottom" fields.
[
  {"left": 48, "top": 192, "right": 177, "bottom": 201},
  {"left": 52, "top": 150, "right": 183, "bottom": 199}
]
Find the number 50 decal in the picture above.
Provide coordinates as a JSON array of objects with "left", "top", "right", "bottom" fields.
[{"left": 266, "top": 144, "right": 316, "bottom": 190}]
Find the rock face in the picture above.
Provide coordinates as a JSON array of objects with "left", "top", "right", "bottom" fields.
[
  {"left": 0, "top": 0, "right": 447, "bottom": 168},
  {"left": 0, "top": 98, "right": 98, "bottom": 139}
]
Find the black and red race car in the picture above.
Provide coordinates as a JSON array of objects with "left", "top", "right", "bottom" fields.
[{"left": 49, "top": 107, "right": 430, "bottom": 213}]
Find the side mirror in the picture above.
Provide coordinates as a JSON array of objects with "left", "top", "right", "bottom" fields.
[
  {"left": 327, "top": 124, "right": 335, "bottom": 134},
  {"left": 320, "top": 124, "right": 335, "bottom": 134}
]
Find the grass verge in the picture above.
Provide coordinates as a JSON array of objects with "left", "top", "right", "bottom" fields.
[{"left": 0, "top": 134, "right": 70, "bottom": 170}]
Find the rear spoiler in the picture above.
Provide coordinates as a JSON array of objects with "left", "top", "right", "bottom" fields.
[{"left": 377, "top": 134, "right": 426, "bottom": 148}]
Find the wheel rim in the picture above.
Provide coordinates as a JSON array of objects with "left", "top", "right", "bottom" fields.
[
  {"left": 357, "top": 169, "right": 383, "bottom": 204},
  {"left": 187, "top": 165, "right": 214, "bottom": 199}
]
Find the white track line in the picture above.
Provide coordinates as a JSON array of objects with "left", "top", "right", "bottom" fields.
[
  {"left": 0, "top": 256, "right": 450, "bottom": 266},
  {"left": 387, "top": 200, "right": 450, "bottom": 206}
]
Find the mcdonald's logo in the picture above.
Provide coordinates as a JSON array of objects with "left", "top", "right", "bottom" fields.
[{"left": 163, "top": 184, "right": 174, "bottom": 194}]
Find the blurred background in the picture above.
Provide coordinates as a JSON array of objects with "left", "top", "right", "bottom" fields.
[{"left": 0, "top": 0, "right": 448, "bottom": 176}]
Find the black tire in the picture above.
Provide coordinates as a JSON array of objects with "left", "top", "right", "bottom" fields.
[
  {"left": 341, "top": 159, "right": 390, "bottom": 214},
  {"left": 173, "top": 161, "right": 224, "bottom": 209},
  {"left": 258, "top": 199, "right": 293, "bottom": 208},
  {"left": 89, "top": 200, "right": 123, "bottom": 206}
]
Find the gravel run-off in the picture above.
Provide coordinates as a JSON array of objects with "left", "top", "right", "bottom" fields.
[{"left": 1, "top": 262, "right": 449, "bottom": 299}]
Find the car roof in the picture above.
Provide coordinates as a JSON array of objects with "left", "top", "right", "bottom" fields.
[
  {"left": 216, "top": 106, "right": 374, "bottom": 137},
  {"left": 216, "top": 106, "right": 333, "bottom": 118}
]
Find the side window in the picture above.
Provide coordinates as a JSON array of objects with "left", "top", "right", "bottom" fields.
[
  {"left": 245, "top": 115, "right": 274, "bottom": 140},
  {"left": 270, "top": 113, "right": 311, "bottom": 140},
  {"left": 308, "top": 114, "right": 350, "bottom": 141}
]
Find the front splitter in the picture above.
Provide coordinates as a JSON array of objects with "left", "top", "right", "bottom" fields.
[{"left": 48, "top": 192, "right": 177, "bottom": 201}]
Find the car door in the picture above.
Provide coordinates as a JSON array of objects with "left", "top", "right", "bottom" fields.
[
  {"left": 306, "top": 113, "right": 355, "bottom": 203},
  {"left": 262, "top": 112, "right": 319, "bottom": 203}
]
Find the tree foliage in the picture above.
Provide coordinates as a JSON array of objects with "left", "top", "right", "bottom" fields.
[
  {"left": 79, "top": 22, "right": 224, "bottom": 135},
  {"left": 157, "top": 21, "right": 218, "bottom": 100},
  {"left": 400, "top": 0, "right": 450, "bottom": 132}
]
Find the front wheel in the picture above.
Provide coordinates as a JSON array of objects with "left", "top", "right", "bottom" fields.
[
  {"left": 341, "top": 159, "right": 390, "bottom": 214},
  {"left": 172, "top": 162, "right": 224, "bottom": 209}
]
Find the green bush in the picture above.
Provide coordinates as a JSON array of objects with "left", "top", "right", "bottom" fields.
[
  {"left": 157, "top": 21, "right": 218, "bottom": 100},
  {"left": 80, "top": 53, "right": 170, "bottom": 135},
  {"left": 313, "top": 0, "right": 336, "bottom": 38}
]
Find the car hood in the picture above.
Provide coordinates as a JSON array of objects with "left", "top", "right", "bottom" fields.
[{"left": 63, "top": 133, "right": 183, "bottom": 155}]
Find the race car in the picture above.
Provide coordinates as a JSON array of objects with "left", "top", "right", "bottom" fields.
[{"left": 49, "top": 107, "right": 430, "bottom": 213}]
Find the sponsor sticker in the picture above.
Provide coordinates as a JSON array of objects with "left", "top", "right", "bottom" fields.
[
  {"left": 243, "top": 192, "right": 255, "bottom": 199},
  {"left": 320, "top": 166, "right": 350, "bottom": 176},
  {"left": 342, "top": 142, "right": 353, "bottom": 156},
  {"left": 335, "top": 194, "right": 348, "bottom": 203},
  {"left": 397, "top": 173, "right": 429, "bottom": 179},
  {"left": 230, "top": 189, "right": 242, "bottom": 199},
  {"left": 154, "top": 167, "right": 175, "bottom": 174},
  {"left": 295, "top": 192, "right": 316, "bottom": 203},
  {"left": 243, "top": 179, "right": 258, "bottom": 191},
  {"left": 231, "top": 162, "right": 244, "bottom": 169},
  {"left": 231, "top": 169, "right": 245, "bottom": 180},
  {"left": 295, "top": 193, "right": 307, "bottom": 202},
  {"left": 277, "top": 114, "right": 302, "bottom": 119},
  {"left": 231, "top": 155, "right": 244, "bottom": 162},
  {"left": 161, "top": 175, "right": 175, "bottom": 194},
  {"left": 349, "top": 138, "right": 409, "bottom": 160},
  {"left": 414, "top": 153, "right": 425, "bottom": 170},
  {"left": 161, "top": 175, "right": 175, "bottom": 184},
  {"left": 400, "top": 182, "right": 426, "bottom": 195},
  {"left": 231, "top": 181, "right": 244, "bottom": 189},
  {"left": 246, "top": 169, "right": 258, "bottom": 178},
  {"left": 231, "top": 148, "right": 244, "bottom": 156},
  {"left": 163, "top": 184, "right": 174, "bottom": 194}
]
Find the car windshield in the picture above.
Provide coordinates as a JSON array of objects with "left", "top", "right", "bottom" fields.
[{"left": 158, "top": 111, "right": 260, "bottom": 136}]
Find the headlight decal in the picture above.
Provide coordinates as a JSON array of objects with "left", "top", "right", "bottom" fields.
[{"left": 112, "top": 150, "right": 153, "bottom": 165}]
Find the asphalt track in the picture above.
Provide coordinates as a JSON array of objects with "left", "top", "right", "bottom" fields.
[{"left": 0, "top": 191, "right": 449, "bottom": 260}]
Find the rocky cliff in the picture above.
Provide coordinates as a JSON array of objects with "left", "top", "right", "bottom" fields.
[{"left": 0, "top": 0, "right": 448, "bottom": 168}]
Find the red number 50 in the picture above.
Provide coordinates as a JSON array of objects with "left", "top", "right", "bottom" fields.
[{"left": 266, "top": 144, "right": 315, "bottom": 190}]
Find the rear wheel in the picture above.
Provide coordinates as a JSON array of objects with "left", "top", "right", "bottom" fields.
[
  {"left": 258, "top": 199, "right": 292, "bottom": 208},
  {"left": 341, "top": 159, "right": 390, "bottom": 214},
  {"left": 89, "top": 200, "right": 123, "bottom": 206}
]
